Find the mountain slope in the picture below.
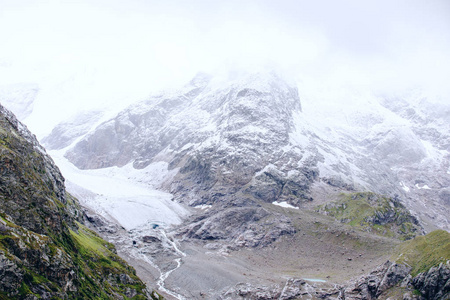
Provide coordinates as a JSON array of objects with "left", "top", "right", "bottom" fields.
[
  {"left": 39, "top": 72, "right": 450, "bottom": 299},
  {"left": 0, "top": 103, "right": 150, "bottom": 299},
  {"left": 57, "top": 72, "right": 449, "bottom": 232}
]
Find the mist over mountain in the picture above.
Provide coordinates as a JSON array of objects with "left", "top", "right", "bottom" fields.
[
  {"left": 1, "top": 1, "right": 449, "bottom": 298},
  {"left": 1, "top": 65, "right": 449, "bottom": 299}
]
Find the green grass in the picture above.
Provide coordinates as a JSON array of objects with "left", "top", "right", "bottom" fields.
[
  {"left": 70, "top": 223, "right": 126, "bottom": 271},
  {"left": 392, "top": 229, "right": 450, "bottom": 276},
  {"left": 69, "top": 222, "right": 147, "bottom": 298}
]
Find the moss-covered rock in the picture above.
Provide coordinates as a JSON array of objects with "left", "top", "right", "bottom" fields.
[{"left": 317, "top": 192, "right": 423, "bottom": 240}]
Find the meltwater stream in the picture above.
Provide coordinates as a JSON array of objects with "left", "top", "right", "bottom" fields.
[
  {"left": 51, "top": 152, "right": 191, "bottom": 298},
  {"left": 155, "top": 229, "right": 187, "bottom": 300}
]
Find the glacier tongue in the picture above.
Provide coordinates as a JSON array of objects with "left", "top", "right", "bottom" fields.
[{"left": 50, "top": 150, "right": 188, "bottom": 231}]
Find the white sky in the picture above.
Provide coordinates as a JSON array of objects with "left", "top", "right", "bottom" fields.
[{"left": 0, "top": 0, "right": 449, "bottom": 135}]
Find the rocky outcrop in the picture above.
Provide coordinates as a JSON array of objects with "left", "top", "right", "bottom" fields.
[
  {"left": 342, "top": 260, "right": 450, "bottom": 300},
  {"left": 0, "top": 104, "right": 149, "bottom": 299},
  {"left": 177, "top": 206, "right": 295, "bottom": 248},
  {"left": 221, "top": 279, "right": 341, "bottom": 300},
  {"left": 412, "top": 262, "right": 450, "bottom": 300},
  {"left": 342, "top": 261, "right": 411, "bottom": 299},
  {"left": 317, "top": 192, "right": 423, "bottom": 240}
]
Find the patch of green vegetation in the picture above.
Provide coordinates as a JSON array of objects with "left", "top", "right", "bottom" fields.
[
  {"left": 18, "top": 281, "right": 41, "bottom": 298},
  {"left": 0, "top": 217, "right": 149, "bottom": 299},
  {"left": 392, "top": 229, "right": 450, "bottom": 276},
  {"left": 317, "top": 192, "right": 421, "bottom": 240},
  {"left": 68, "top": 222, "right": 147, "bottom": 298},
  {"left": 150, "top": 291, "right": 165, "bottom": 300},
  {"left": 0, "top": 292, "right": 10, "bottom": 300}
]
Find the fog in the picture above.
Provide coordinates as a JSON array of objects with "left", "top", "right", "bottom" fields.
[{"left": 1, "top": 0, "right": 449, "bottom": 136}]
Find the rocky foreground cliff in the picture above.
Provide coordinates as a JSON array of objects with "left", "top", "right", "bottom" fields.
[{"left": 0, "top": 104, "right": 156, "bottom": 299}]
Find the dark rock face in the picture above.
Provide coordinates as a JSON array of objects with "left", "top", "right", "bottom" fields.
[
  {"left": 0, "top": 252, "right": 23, "bottom": 294},
  {"left": 412, "top": 263, "right": 450, "bottom": 300},
  {"left": 0, "top": 103, "right": 68, "bottom": 235},
  {"left": 0, "top": 104, "right": 149, "bottom": 299},
  {"left": 343, "top": 261, "right": 411, "bottom": 299}
]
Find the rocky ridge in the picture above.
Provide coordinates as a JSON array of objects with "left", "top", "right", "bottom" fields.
[{"left": 0, "top": 104, "right": 151, "bottom": 299}]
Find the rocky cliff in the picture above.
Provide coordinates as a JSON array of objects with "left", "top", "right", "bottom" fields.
[{"left": 0, "top": 104, "right": 151, "bottom": 299}]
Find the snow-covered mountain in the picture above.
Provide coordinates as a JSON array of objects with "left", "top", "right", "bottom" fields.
[
  {"left": 44, "top": 71, "right": 449, "bottom": 234},
  {"left": 4, "top": 70, "right": 449, "bottom": 299}
]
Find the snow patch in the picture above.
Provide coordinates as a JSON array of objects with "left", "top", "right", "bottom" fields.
[
  {"left": 415, "top": 184, "right": 431, "bottom": 190},
  {"left": 303, "top": 278, "right": 327, "bottom": 283},
  {"left": 400, "top": 182, "right": 410, "bottom": 192},
  {"left": 194, "top": 204, "right": 212, "bottom": 210},
  {"left": 272, "top": 201, "right": 299, "bottom": 209}
]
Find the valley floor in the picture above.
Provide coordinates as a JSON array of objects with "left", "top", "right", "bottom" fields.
[
  {"left": 85, "top": 203, "right": 400, "bottom": 299},
  {"left": 49, "top": 151, "right": 402, "bottom": 299}
]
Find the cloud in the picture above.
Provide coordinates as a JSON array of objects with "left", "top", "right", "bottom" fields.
[{"left": 0, "top": 0, "right": 449, "bottom": 135}]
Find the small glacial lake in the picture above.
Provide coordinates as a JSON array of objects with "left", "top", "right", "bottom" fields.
[{"left": 303, "top": 278, "right": 327, "bottom": 283}]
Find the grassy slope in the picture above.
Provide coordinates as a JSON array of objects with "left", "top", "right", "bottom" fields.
[
  {"left": 69, "top": 222, "right": 148, "bottom": 299},
  {"left": 392, "top": 229, "right": 450, "bottom": 276}
]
